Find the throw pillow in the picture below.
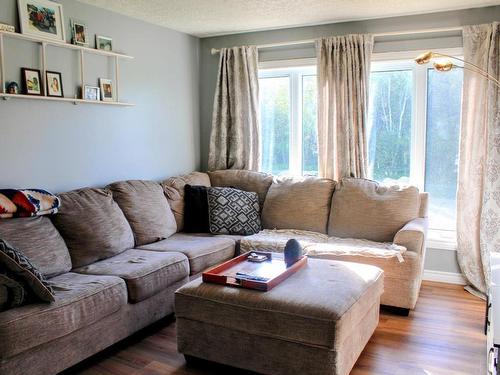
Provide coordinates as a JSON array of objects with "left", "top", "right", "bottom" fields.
[
  {"left": 0, "top": 273, "right": 26, "bottom": 311},
  {"left": 0, "top": 239, "right": 55, "bottom": 302},
  {"left": 184, "top": 185, "right": 210, "bottom": 233},
  {"left": 207, "top": 187, "right": 261, "bottom": 235}
]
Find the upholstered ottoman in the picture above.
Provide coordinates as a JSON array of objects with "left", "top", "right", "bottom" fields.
[{"left": 175, "top": 258, "right": 384, "bottom": 375}]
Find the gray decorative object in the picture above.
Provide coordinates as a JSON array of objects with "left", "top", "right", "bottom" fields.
[
  {"left": 284, "top": 239, "right": 302, "bottom": 267},
  {"left": 207, "top": 187, "right": 261, "bottom": 235}
]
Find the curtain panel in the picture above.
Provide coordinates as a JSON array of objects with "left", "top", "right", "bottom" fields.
[
  {"left": 316, "top": 34, "right": 373, "bottom": 180},
  {"left": 457, "top": 22, "right": 500, "bottom": 294},
  {"left": 208, "top": 46, "right": 260, "bottom": 171}
]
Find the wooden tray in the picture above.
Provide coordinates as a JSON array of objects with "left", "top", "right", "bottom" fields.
[{"left": 202, "top": 251, "right": 307, "bottom": 291}]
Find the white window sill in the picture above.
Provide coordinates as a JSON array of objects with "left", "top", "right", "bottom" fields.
[{"left": 427, "top": 229, "right": 457, "bottom": 251}]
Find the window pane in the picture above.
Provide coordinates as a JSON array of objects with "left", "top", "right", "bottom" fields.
[
  {"left": 425, "top": 68, "right": 463, "bottom": 231},
  {"left": 302, "top": 75, "right": 318, "bottom": 176},
  {"left": 368, "top": 70, "right": 413, "bottom": 185},
  {"left": 259, "top": 76, "right": 290, "bottom": 175}
]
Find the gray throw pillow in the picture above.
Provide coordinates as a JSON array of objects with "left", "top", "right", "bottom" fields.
[
  {"left": 207, "top": 187, "right": 261, "bottom": 235},
  {"left": 0, "top": 239, "right": 54, "bottom": 303}
]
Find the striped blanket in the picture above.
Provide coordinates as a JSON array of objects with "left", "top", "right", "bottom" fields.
[{"left": 0, "top": 189, "right": 60, "bottom": 218}]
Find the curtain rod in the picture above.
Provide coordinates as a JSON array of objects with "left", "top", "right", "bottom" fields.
[{"left": 210, "top": 25, "right": 463, "bottom": 55}]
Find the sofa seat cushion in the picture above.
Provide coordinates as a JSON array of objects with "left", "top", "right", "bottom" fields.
[
  {"left": 0, "top": 272, "right": 126, "bottom": 359},
  {"left": 207, "top": 170, "right": 273, "bottom": 210},
  {"left": 262, "top": 176, "right": 336, "bottom": 233},
  {"left": 0, "top": 216, "right": 72, "bottom": 277},
  {"left": 52, "top": 188, "right": 135, "bottom": 268},
  {"left": 137, "top": 233, "right": 235, "bottom": 275},
  {"left": 108, "top": 180, "right": 177, "bottom": 246},
  {"left": 328, "top": 178, "right": 420, "bottom": 242},
  {"left": 175, "top": 257, "right": 383, "bottom": 349},
  {"left": 162, "top": 172, "right": 211, "bottom": 231},
  {"left": 74, "top": 249, "right": 189, "bottom": 303}
]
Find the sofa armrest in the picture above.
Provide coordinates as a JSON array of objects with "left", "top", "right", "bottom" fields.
[{"left": 394, "top": 217, "right": 428, "bottom": 254}]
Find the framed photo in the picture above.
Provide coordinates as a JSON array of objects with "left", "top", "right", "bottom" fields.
[
  {"left": 21, "top": 68, "right": 42, "bottom": 96},
  {"left": 17, "top": 0, "right": 65, "bottom": 42},
  {"left": 99, "top": 78, "right": 113, "bottom": 102},
  {"left": 46, "top": 71, "right": 63, "bottom": 97},
  {"left": 83, "top": 85, "right": 100, "bottom": 101},
  {"left": 96, "top": 35, "right": 112, "bottom": 51},
  {"left": 71, "top": 19, "right": 88, "bottom": 47}
]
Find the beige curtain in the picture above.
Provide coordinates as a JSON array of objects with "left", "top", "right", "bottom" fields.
[
  {"left": 208, "top": 46, "right": 260, "bottom": 171},
  {"left": 457, "top": 22, "right": 500, "bottom": 294},
  {"left": 316, "top": 34, "right": 373, "bottom": 180}
]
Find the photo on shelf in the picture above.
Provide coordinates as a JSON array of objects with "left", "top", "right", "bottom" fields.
[
  {"left": 6, "top": 82, "right": 19, "bottom": 94},
  {"left": 46, "top": 71, "right": 63, "bottom": 97},
  {"left": 99, "top": 78, "right": 113, "bottom": 101},
  {"left": 21, "top": 68, "right": 43, "bottom": 96},
  {"left": 17, "top": 0, "right": 65, "bottom": 42},
  {"left": 96, "top": 35, "right": 112, "bottom": 51},
  {"left": 71, "top": 19, "right": 88, "bottom": 47},
  {"left": 83, "top": 85, "right": 100, "bottom": 101}
]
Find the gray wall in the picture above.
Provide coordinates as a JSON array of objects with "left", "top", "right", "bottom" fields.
[
  {"left": 199, "top": 6, "right": 500, "bottom": 276},
  {"left": 0, "top": 0, "right": 200, "bottom": 193}
]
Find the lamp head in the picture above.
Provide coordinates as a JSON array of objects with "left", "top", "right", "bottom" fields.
[
  {"left": 433, "top": 61, "right": 454, "bottom": 72},
  {"left": 415, "top": 51, "right": 434, "bottom": 65}
]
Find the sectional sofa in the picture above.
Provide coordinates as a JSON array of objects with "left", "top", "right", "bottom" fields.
[{"left": 0, "top": 169, "right": 427, "bottom": 375}]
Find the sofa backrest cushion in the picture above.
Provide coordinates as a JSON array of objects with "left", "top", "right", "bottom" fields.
[
  {"left": 107, "top": 180, "right": 177, "bottom": 246},
  {"left": 52, "top": 188, "right": 134, "bottom": 268},
  {"left": 328, "top": 178, "right": 420, "bottom": 242},
  {"left": 0, "top": 216, "right": 72, "bottom": 278},
  {"left": 207, "top": 170, "right": 273, "bottom": 209},
  {"left": 262, "top": 177, "right": 336, "bottom": 234},
  {"left": 162, "top": 172, "right": 211, "bottom": 232}
]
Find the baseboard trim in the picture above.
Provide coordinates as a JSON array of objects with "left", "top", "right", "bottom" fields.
[{"left": 423, "top": 270, "right": 466, "bottom": 285}]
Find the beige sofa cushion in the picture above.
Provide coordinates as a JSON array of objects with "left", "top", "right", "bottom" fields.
[
  {"left": 138, "top": 233, "right": 235, "bottom": 275},
  {"left": 74, "top": 249, "right": 189, "bottom": 303},
  {"left": 0, "top": 217, "right": 71, "bottom": 277},
  {"left": 52, "top": 188, "right": 134, "bottom": 268},
  {"left": 262, "top": 177, "right": 336, "bottom": 233},
  {"left": 0, "top": 272, "right": 126, "bottom": 360},
  {"left": 162, "top": 172, "right": 211, "bottom": 231},
  {"left": 207, "top": 170, "right": 273, "bottom": 209},
  {"left": 108, "top": 180, "right": 177, "bottom": 246},
  {"left": 328, "top": 178, "right": 420, "bottom": 242}
]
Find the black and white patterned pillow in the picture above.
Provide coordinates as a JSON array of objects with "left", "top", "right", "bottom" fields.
[
  {"left": 207, "top": 187, "right": 261, "bottom": 235},
  {"left": 0, "top": 239, "right": 54, "bottom": 303}
]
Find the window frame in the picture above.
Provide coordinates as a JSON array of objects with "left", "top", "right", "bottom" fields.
[
  {"left": 371, "top": 48, "right": 463, "bottom": 248},
  {"left": 258, "top": 58, "right": 317, "bottom": 176}
]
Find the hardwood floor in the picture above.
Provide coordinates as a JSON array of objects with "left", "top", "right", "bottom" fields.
[{"left": 66, "top": 281, "right": 486, "bottom": 375}]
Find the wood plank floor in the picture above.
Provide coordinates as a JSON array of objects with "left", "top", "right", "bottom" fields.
[{"left": 66, "top": 281, "right": 486, "bottom": 375}]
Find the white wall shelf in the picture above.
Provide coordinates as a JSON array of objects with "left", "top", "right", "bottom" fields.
[{"left": 0, "top": 31, "right": 134, "bottom": 106}]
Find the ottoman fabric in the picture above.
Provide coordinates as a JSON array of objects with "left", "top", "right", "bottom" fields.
[{"left": 176, "top": 259, "right": 382, "bottom": 348}]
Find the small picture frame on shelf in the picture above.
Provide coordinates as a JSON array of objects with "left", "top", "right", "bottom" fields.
[
  {"left": 83, "top": 85, "right": 100, "bottom": 101},
  {"left": 96, "top": 35, "right": 112, "bottom": 51},
  {"left": 17, "top": 0, "right": 65, "bottom": 42},
  {"left": 46, "top": 71, "right": 63, "bottom": 97},
  {"left": 99, "top": 78, "right": 113, "bottom": 101},
  {"left": 71, "top": 19, "right": 89, "bottom": 47},
  {"left": 21, "top": 68, "right": 43, "bottom": 96}
]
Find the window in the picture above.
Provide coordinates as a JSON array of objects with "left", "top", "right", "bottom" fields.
[
  {"left": 259, "top": 63, "right": 318, "bottom": 176},
  {"left": 368, "top": 50, "right": 463, "bottom": 237}
]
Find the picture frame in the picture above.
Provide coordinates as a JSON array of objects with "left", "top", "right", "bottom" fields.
[
  {"left": 99, "top": 78, "right": 113, "bottom": 102},
  {"left": 96, "top": 35, "right": 112, "bottom": 51},
  {"left": 83, "top": 85, "right": 100, "bottom": 101},
  {"left": 71, "top": 19, "right": 88, "bottom": 47},
  {"left": 46, "top": 71, "right": 63, "bottom": 97},
  {"left": 17, "top": 0, "right": 65, "bottom": 42},
  {"left": 21, "top": 68, "right": 43, "bottom": 96}
]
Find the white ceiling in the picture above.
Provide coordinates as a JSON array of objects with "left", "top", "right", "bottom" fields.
[{"left": 77, "top": 0, "right": 500, "bottom": 37}]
